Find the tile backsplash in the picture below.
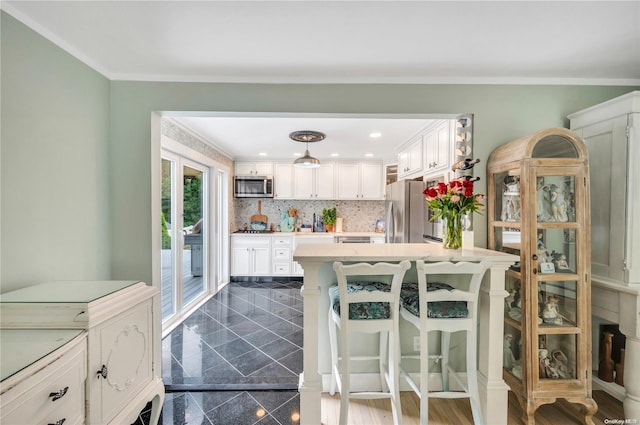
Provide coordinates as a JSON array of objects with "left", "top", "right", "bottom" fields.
[{"left": 234, "top": 199, "right": 385, "bottom": 233}]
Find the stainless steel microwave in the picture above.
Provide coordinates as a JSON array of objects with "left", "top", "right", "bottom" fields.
[{"left": 234, "top": 175, "right": 274, "bottom": 198}]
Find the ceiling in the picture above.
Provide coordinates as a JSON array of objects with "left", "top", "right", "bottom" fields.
[{"left": 3, "top": 1, "right": 639, "bottom": 161}]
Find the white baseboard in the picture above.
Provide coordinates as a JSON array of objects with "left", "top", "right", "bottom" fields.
[{"left": 592, "top": 375, "right": 626, "bottom": 402}]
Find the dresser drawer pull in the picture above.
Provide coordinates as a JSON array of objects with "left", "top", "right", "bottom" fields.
[
  {"left": 97, "top": 365, "right": 108, "bottom": 379},
  {"left": 48, "top": 419, "right": 66, "bottom": 425},
  {"left": 49, "top": 386, "right": 69, "bottom": 401}
]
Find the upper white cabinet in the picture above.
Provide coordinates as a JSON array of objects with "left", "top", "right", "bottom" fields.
[
  {"left": 424, "top": 120, "right": 453, "bottom": 176},
  {"left": 336, "top": 162, "right": 384, "bottom": 200},
  {"left": 293, "top": 163, "right": 335, "bottom": 199},
  {"left": 273, "top": 163, "right": 294, "bottom": 199},
  {"left": 568, "top": 91, "right": 640, "bottom": 286},
  {"left": 235, "top": 161, "right": 274, "bottom": 176},
  {"left": 397, "top": 137, "right": 423, "bottom": 179}
]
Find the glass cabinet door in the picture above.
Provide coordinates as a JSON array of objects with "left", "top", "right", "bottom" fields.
[{"left": 531, "top": 168, "right": 585, "bottom": 386}]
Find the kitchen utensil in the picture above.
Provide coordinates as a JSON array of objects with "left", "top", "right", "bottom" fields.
[{"left": 250, "top": 200, "right": 268, "bottom": 229}]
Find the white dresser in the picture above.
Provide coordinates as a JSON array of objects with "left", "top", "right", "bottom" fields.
[
  {"left": 1, "top": 329, "right": 87, "bottom": 425},
  {"left": 0, "top": 280, "right": 164, "bottom": 425}
]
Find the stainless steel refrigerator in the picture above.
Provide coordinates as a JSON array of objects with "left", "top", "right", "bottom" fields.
[{"left": 385, "top": 180, "right": 427, "bottom": 243}]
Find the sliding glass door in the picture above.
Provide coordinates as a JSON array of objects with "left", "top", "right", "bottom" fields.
[{"left": 161, "top": 153, "right": 211, "bottom": 323}]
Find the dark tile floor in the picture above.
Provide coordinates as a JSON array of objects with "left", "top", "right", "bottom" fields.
[{"left": 158, "top": 279, "right": 303, "bottom": 425}]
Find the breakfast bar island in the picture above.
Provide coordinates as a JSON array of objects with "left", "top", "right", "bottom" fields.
[{"left": 293, "top": 242, "right": 518, "bottom": 425}]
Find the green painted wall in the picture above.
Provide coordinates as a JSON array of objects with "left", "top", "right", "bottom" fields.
[
  {"left": 2, "top": 11, "right": 638, "bottom": 289},
  {"left": 1, "top": 12, "right": 111, "bottom": 292},
  {"left": 110, "top": 83, "right": 638, "bottom": 284}
]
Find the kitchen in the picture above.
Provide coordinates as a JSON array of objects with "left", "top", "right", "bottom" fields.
[{"left": 167, "top": 114, "right": 474, "bottom": 281}]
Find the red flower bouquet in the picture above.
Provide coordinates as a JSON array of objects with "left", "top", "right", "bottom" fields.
[{"left": 423, "top": 179, "right": 485, "bottom": 248}]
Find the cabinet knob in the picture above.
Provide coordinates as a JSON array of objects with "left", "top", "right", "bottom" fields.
[
  {"left": 532, "top": 268, "right": 538, "bottom": 275},
  {"left": 49, "top": 386, "right": 69, "bottom": 402},
  {"left": 48, "top": 419, "right": 66, "bottom": 425},
  {"left": 532, "top": 254, "right": 538, "bottom": 260},
  {"left": 97, "top": 365, "right": 108, "bottom": 379}
]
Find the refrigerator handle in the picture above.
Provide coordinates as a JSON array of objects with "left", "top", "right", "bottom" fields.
[{"left": 385, "top": 203, "right": 394, "bottom": 243}]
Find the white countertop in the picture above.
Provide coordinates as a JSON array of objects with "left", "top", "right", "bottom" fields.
[
  {"left": 232, "top": 231, "right": 384, "bottom": 237},
  {"left": 293, "top": 242, "right": 519, "bottom": 263}
]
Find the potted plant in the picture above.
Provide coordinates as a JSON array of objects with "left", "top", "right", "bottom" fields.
[{"left": 322, "top": 207, "right": 337, "bottom": 232}]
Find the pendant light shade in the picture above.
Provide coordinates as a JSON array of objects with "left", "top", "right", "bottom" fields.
[{"left": 290, "top": 130, "right": 324, "bottom": 168}]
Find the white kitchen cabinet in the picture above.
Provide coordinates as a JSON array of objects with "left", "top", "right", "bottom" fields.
[
  {"left": 1, "top": 330, "right": 87, "bottom": 425},
  {"left": 424, "top": 120, "right": 452, "bottom": 176},
  {"left": 397, "top": 137, "right": 423, "bottom": 179},
  {"left": 271, "top": 234, "right": 294, "bottom": 275},
  {"left": 336, "top": 162, "right": 383, "bottom": 200},
  {"left": 569, "top": 91, "right": 640, "bottom": 286},
  {"left": 231, "top": 235, "right": 271, "bottom": 276},
  {"left": 293, "top": 163, "right": 335, "bottom": 199},
  {"left": 0, "top": 281, "right": 164, "bottom": 425},
  {"left": 273, "top": 163, "right": 294, "bottom": 199},
  {"left": 235, "top": 161, "right": 274, "bottom": 176}
]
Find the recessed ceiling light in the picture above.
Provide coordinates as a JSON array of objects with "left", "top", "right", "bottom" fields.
[
  {"left": 293, "top": 152, "right": 301, "bottom": 156},
  {"left": 365, "top": 153, "right": 374, "bottom": 157},
  {"left": 369, "top": 132, "right": 382, "bottom": 138},
  {"left": 258, "top": 152, "right": 267, "bottom": 156},
  {"left": 331, "top": 153, "right": 339, "bottom": 157}
]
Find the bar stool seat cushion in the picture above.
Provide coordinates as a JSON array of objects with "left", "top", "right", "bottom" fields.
[
  {"left": 400, "top": 282, "right": 468, "bottom": 319},
  {"left": 328, "top": 282, "right": 391, "bottom": 320}
]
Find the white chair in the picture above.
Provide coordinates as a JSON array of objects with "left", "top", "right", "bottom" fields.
[
  {"left": 328, "top": 260, "right": 411, "bottom": 425},
  {"left": 399, "top": 260, "right": 490, "bottom": 425}
]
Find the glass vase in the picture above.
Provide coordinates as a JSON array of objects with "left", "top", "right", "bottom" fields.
[{"left": 443, "top": 215, "right": 463, "bottom": 249}]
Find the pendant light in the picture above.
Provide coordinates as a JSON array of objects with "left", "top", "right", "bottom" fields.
[{"left": 291, "top": 130, "right": 324, "bottom": 168}]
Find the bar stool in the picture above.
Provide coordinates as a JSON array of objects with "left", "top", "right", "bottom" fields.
[
  {"left": 399, "top": 260, "right": 490, "bottom": 425},
  {"left": 328, "top": 260, "right": 411, "bottom": 425}
]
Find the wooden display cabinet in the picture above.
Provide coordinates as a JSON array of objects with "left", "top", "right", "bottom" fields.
[{"left": 487, "top": 128, "right": 598, "bottom": 424}]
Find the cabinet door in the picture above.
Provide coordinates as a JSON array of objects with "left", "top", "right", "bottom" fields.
[
  {"left": 274, "top": 163, "right": 293, "bottom": 199},
  {"left": 254, "top": 162, "right": 274, "bottom": 176},
  {"left": 360, "top": 163, "right": 383, "bottom": 199},
  {"left": 579, "top": 116, "right": 628, "bottom": 282},
  {"left": 424, "top": 120, "right": 451, "bottom": 175},
  {"left": 234, "top": 162, "right": 255, "bottom": 175},
  {"left": 293, "top": 167, "right": 314, "bottom": 199},
  {"left": 408, "top": 139, "right": 423, "bottom": 173},
  {"left": 252, "top": 246, "right": 271, "bottom": 275},
  {"left": 89, "top": 300, "right": 153, "bottom": 424},
  {"left": 397, "top": 151, "right": 409, "bottom": 177},
  {"left": 315, "top": 164, "right": 335, "bottom": 199},
  {"left": 336, "top": 163, "right": 360, "bottom": 199},
  {"left": 231, "top": 243, "right": 251, "bottom": 275}
]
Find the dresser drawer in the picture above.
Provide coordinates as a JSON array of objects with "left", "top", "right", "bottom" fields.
[
  {"left": 1, "top": 336, "right": 86, "bottom": 425},
  {"left": 272, "top": 236, "right": 292, "bottom": 246}
]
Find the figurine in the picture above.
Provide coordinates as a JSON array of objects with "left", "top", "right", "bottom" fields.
[
  {"left": 539, "top": 348, "right": 549, "bottom": 378},
  {"left": 554, "top": 254, "right": 571, "bottom": 272},
  {"left": 552, "top": 350, "right": 573, "bottom": 379},
  {"left": 536, "top": 178, "right": 553, "bottom": 221},
  {"left": 504, "top": 334, "right": 516, "bottom": 371},
  {"left": 549, "top": 184, "right": 568, "bottom": 222},
  {"left": 542, "top": 295, "right": 563, "bottom": 325}
]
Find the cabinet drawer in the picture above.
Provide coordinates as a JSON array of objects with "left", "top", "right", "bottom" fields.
[
  {"left": 273, "top": 247, "right": 290, "bottom": 259},
  {"left": 273, "top": 263, "right": 291, "bottom": 274},
  {"left": 1, "top": 339, "right": 86, "bottom": 425},
  {"left": 272, "top": 237, "right": 291, "bottom": 246}
]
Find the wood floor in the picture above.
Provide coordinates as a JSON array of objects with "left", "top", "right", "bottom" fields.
[{"left": 321, "top": 390, "right": 624, "bottom": 425}]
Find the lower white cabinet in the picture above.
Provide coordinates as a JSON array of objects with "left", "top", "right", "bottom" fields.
[
  {"left": 0, "top": 281, "right": 165, "bottom": 425},
  {"left": 1, "top": 330, "right": 87, "bottom": 425},
  {"left": 231, "top": 235, "right": 271, "bottom": 276}
]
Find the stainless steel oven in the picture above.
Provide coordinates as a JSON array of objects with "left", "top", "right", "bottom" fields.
[{"left": 234, "top": 175, "right": 273, "bottom": 198}]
